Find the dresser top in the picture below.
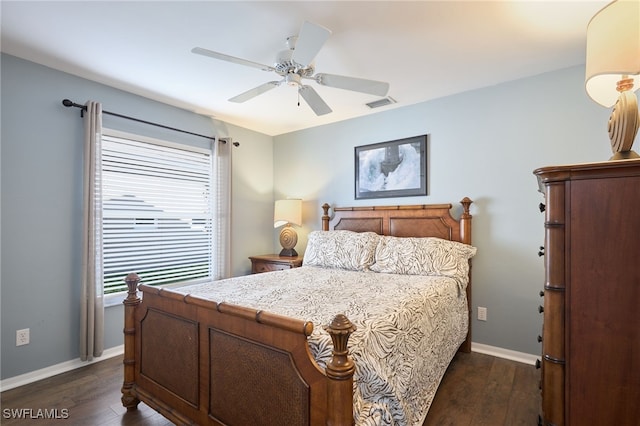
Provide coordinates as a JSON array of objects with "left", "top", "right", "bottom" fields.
[{"left": 534, "top": 158, "right": 640, "bottom": 184}]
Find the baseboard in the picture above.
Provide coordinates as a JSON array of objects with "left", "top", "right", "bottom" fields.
[
  {"left": 0, "top": 345, "right": 124, "bottom": 392},
  {"left": 471, "top": 342, "right": 539, "bottom": 365}
]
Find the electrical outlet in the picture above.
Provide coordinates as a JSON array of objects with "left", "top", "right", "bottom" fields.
[
  {"left": 16, "top": 328, "right": 30, "bottom": 346},
  {"left": 477, "top": 307, "right": 487, "bottom": 322}
]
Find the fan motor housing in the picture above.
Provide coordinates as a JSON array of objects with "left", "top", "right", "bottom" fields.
[{"left": 274, "top": 48, "right": 314, "bottom": 77}]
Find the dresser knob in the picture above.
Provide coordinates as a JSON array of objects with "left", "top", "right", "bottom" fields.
[
  {"left": 538, "top": 305, "right": 544, "bottom": 314},
  {"left": 536, "top": 359, "right": 541, "bottom": 369},
  {"left": 539, "top": 203, "right": 546, "bottom": 212},
  {"left": 537, "top": 335, "right": 543, "bottom": 343},
  {"left": 538, "top": 246, "right": 545, "bottom": 257}
]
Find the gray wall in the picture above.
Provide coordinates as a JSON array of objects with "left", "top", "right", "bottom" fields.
[
  {"left": 1, "top": 54, "right": 274, "bottom": 379},
  {"left": 273, "top": 65, "right": 614, "bottom": 356}
]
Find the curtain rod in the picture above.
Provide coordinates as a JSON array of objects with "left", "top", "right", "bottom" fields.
[{"left": 61, "top": 99, "right": 239, "bottom": 146}]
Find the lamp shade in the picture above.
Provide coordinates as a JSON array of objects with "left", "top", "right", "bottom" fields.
[
  {"left": 274, "top": 199, "right": 302, "bottom": 228},
  {"left": 585, "top": 0, "right": 640, "bottom": 107}
]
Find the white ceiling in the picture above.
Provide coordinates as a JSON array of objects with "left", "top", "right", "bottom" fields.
[{"left": 1, "top": 0, "right": 608, "bottom": 136}]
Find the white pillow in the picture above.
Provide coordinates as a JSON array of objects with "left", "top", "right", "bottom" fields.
[
  {"left": 303, "top": 230, "right": 380, "bottom": 271},
  {"left": 370, "top": 236, "right": 476, "bottom": 282}
]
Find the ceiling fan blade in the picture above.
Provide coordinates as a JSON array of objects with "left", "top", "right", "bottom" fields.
[
  {"left": 290, "top": 21, "right": 331, "bottom": 67},
  {"left": 299, "top": 85, "right": 332, "bottom": 116},
  {"left": 191, "top": 47, "right": 274, "bottom": 72},
  {"left": 314, "top": 73, "right": 389, "bottom": 97},
  {"left": 229, "top": 81, "right": 281, "bottom": 103}
]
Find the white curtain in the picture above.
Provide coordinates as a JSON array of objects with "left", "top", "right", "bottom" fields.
[
  {"left": 211, "top": 137, "right": 232, "bottom": 279},
  {"left": 80, "top": 101, "right": 104, "bottom": 361}
]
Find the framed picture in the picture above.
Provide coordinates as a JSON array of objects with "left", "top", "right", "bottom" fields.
[{"left": 355, "top": 135, "right": 428, "bottom": 200}]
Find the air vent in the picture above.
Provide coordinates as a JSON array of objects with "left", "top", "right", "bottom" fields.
[{"left": 366, "top": 96, "right": 397, "bottom": 109}]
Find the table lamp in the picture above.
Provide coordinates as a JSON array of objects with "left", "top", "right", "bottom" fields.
[
  {"left": 585, "top": 0, "right": 640, "bottom": 160},
  {"left": 274, "top": 199, "right": 302, "bottom": 256}
]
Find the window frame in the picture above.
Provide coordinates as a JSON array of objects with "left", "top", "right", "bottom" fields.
[{"left": 101, "top": 128, "right": 214, "bottom": 306}]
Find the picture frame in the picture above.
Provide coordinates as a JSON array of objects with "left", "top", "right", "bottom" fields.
[{"left": 355, "top": 135, "right": 428, "bottom": 200}]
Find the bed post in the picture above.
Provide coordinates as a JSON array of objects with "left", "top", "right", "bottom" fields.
[
  {"left": 322, "top": 203, "right": 331, "bottom": 231},
  {"left": 121, "top": 272, "right": 141, "bottom": 410},
  {"left": 324, "top": 314, "right": 357, "bottom": 426},
  {"left": 459, "top": 197, "right": 473, "bottom": 353},
  {"left": 459, "top": 197, "right": 472, "bottom": 245}
]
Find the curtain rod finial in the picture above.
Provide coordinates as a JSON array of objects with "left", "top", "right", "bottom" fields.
[{"left": 62, "top": 99, "right": 73, "bottom": 107}]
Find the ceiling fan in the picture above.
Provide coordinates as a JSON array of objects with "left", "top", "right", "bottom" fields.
[{"left": 192, "top": 21, "right": 390, "bottom": 116}]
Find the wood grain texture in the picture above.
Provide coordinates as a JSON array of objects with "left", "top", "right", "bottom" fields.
[
  {"left": 424, "top": 353, "right": 541, "bottom": 426},
  {"left": 534, "top": 159, "right": 640, "bottom": 426},
  {"left": 0, "top": 352, "right": 539, "bottom": 426}
]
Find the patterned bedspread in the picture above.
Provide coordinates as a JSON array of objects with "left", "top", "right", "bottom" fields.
[{"left": 179, "top": 265, "right": 468, "bottom": 426}]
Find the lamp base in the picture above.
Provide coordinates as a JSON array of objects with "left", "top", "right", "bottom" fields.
[
  {"left": 608, "top": 91, "right": 639, "bottom": 161},
  {"left": 279, "top": 248, "right": 299, "bottom": 257},
  {"left": 278, "top": 225, "right": 298, "bottom": 257},
  {"left": 609, "top": 150, "right": 640, "bottom": 161}
]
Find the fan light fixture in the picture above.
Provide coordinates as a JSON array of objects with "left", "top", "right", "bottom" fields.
[
  {"left": 274, "top": 199, "right": 302, "bottom": 257},
  {"left": 585, "top": 0, "right": 640, "bottom": 160},
  {"left": 286, "top": 73, "right": 302, "bottom": 86}
]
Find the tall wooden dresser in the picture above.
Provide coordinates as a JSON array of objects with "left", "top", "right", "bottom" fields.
[{"left": 534, "top": 159, "right": 640, "bottom": 426}]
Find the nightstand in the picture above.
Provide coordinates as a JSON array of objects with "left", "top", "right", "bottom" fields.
[{"left": 249, "top": 254, "right": 303, "bottom": 274}]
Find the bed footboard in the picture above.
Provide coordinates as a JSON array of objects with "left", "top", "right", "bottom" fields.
[{"left": 121, "top": 273, "right": 356, "bottom": 426}]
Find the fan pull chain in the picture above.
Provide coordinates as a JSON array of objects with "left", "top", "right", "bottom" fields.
[{"left": 297, "top": 90, "right": 300, "bottom": 107}]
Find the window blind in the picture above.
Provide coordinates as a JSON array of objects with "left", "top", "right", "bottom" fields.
[{"left": 102, "top": 132, "right": 213, "bottom": 294}]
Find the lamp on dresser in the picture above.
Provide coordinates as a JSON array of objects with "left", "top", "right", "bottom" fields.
[
  {"left": 274, "top": 199, "right": 302, "bottom": 256},
  {"left": 585, "top": 0, "right": 640, "bottom": 160}
]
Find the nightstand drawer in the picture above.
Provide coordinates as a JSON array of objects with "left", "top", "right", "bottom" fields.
[
  {"left": 253, "top": 262, "right": 291, "bottom": 273},
  {"left": 249, "top": 254, "right": 303, "bottom": 274}
]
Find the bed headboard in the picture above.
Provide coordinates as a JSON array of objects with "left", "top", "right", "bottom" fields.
[{"left": 321, "top": 197, "right": 472, "bottom": 245}]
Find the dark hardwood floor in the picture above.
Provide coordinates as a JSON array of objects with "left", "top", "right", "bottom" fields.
[
  {"left": 423, "top": 352, "right": 541, "bottom": 426},
  {"left": 1, "top": 351, "right": 540, "bottom": 425}
]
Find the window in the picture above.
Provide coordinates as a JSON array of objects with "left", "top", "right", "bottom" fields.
[{"left": 101, "top": 130, "right": 213, "bottom": 295}]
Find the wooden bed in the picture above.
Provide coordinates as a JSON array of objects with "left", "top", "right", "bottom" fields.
[{"left": 121, "top": 198, "right": 473, "bottom": 426}]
